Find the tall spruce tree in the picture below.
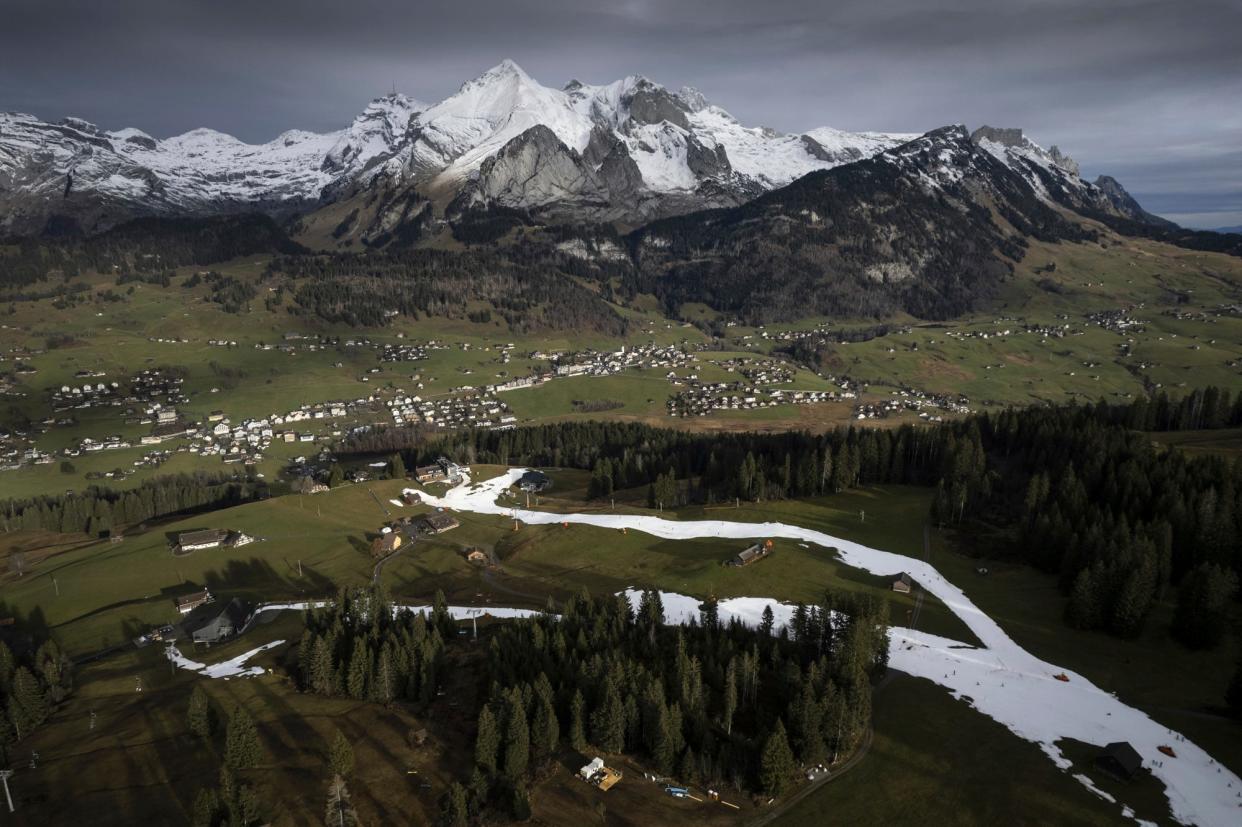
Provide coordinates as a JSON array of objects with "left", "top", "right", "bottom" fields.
[
  {"left": 759, "top": 719, "right": 796, "bottom": 796},
  {"left": 188, "top": 684, "right": 214, "bottom": 739},
  {"left": 475, "top": 703, "right": 500, "bottom": 773},
  {"left": 225, "top": 705, "right": 262, "bottom": 769}
]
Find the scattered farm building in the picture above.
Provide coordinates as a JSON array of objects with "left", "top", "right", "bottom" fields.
[
  {"left": 518, "top": 470, "right": 552, "bottom": 493},
  {"left": 578, "top": 757, "right": 622, "bottom": 791},
  {"left": 464, "top": 548, "right": 494, "bottom": 566},
  {"left": 176, "top": 529, "right": 229, "bottom": 552},
  {"left": 727, "top": 540, "right": 773, "bottom": 567},
  {"left": 292, "top": 476, "right": 329, "bottom": 495},
  {"left": 421, "top": 512, "right": 461, "bottom": 534},
  {"left": 1096, "top": 742, "right": 1142, "bottom": 781},
  {"left": 185, "top": 599, "right": 253, "bottom": 645},
  {"left": 175, "top": 588, "right": 213, "bottom": 615},
  {"left": 372, "top": 532, "right": 403, "bottom": 557},
  {"left": 414, "top": 464, "right": 446, "bottom": 484},
  {"left": 891, "top": 573, "right": 913, "bottom": 594},
  {"left": 173, "top": 529, "right": 254, "bottom": 554}
]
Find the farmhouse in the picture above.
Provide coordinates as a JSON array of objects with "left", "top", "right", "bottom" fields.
[
  {"left": 292, "top": 475, "right": 329, "bottom": 494},
  {"left": 186, "top": 599, "right": 253, "bottom": 645},
  {"left": 420, "top": 512, "right": 461, "bottom": 534},
  {"left": 518, "top": 470, "right": 552, "bottom": 493},
  {"left": 175, "top": 529, "right": 229, "bottom": 552},
  {"left": 464, "top": 547, "right": 493, "bottom": 566},
  {"left": 414, "top": 464, "right": 446, "bottom": 484},
  {"left": 175, "top": 588, "right": 213, "bottom": 615},
  {"left": 1095, "top": 742, "right": 1142, "bottom": 781},
  {"left": 372, "top": 532, "right": 403, "bottom": 557},
  {"left": 727, "top": 540, "right": 772, "bottom": 567},
  {"left": 174, "top": 528, "right": 254, "bottom": 554},
  {"left": 891, "top": 573, "right": 913, "bottom": 594}
]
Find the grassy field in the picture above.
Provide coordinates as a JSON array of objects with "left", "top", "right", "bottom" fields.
[
  {"left": 5, "top": 617, "right": 474, "bottom": 827},
  {"left": 3, "top": 466, "right": 1238, "bottom": 824},
  {"left": 1149, "top": 427, "right": 1242, "bottom": 458},
  {"left": 0, "top": 471, "right": 975, "bottom": 657},
  {"left": 4, "top": 230, "right": 1241, "bottom": 500},
  {"left": 781, "top": 674, "right": 1165, "bottom": 826}
]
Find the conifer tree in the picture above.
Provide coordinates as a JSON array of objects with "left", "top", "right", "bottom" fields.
[
  {"left": 569, "top": 689, "right": 587, "bottom": 751},
  {"left": 759, "top": 719, "right": 796, "bottom": 796},
  {"left": 591, "top": 681, "right": 625, "bottom": 753},
  {"left": 188, "top": 684, "right": 214, "bottom": 739},
  {"left": 439, "top": 783, "right": 469, "bottom": 827},
  {"left": 475, "top": 703, "right": 500, "bottom": 773},
  {"left": 329, "top": 729, "right": 355, "bottom": 778},
  {"left": 225, "top": 705, "right": 262, "bottom": 769},
  {"left": 502, "top": 696, "right": 530, "bottom": 781}
]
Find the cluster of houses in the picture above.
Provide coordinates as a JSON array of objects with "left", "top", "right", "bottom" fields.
[
  {"left": 1087, "top": 308, "right": 1146, "bottom": 334},
  {"left": 667, "top": 382, "right": 848, "bottom": 418},
  {"left": 380, "top": 342, "right": 433, "bottom": 363},
  {"left": 714, "top": 357, "right": 795, "bottom": 385},
  {"left": 489, "top": 342, "right": 697, "bottom": 395},
  {"left": 387, "top": 392, "right": 516, "bottom": 430}
]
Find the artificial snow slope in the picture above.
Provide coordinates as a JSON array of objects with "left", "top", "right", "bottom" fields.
[{"left": 415, "top": 469, "right": 1242, "bottom": 827}]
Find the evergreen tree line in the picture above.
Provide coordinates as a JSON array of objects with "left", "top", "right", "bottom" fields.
[
  {"left": 0, "top": 638, "right": 73, "bottom": 763},
  {"left": 1, "top": 214, "right": 301, "bottom": 290},
  {"left": 457, "top": 588, "right": 887, "bottom": 822},
  {"left": 294, "top": 588, "right": 453, "bottom": 707},
  {"left": 934, "top": 399, "right": 1241, "bottom": 647},
  {"left": 0, "top": 472, "right": 267, "bottom": 537},
  {"left": 412, "top": 420, "right": 958, "bottom": 505}
]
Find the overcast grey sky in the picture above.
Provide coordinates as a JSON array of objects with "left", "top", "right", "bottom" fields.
[{"left": 2, "top": 0, "right": 1239, "bottom": 227}]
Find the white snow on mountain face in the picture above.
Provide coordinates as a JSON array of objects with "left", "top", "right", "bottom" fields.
[
  {"left": 1, "top": 59, "right": 1062, "bottom": 234},
  {"left": 0, "top": 92, "right": 426, "bottom": 232}
]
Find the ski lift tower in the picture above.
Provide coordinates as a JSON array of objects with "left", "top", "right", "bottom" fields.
[{"left": 0, "top": 769, "right": 13, "bottom": 813}]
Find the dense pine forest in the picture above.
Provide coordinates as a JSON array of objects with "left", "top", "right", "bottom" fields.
[
  {"left": 0, "top": 637, "right": 73, "bottom": 762},
  {"left": 268, "top": 247, "right": 628, "bottom": 333},
  {"left": 290, "top": 587, "right": 888, "bottom": 823}
]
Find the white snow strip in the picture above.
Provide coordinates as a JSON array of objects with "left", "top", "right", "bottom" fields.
[
  {"left": 407, "top": 469, "right": 1242, "bottom": 827},
  {"left": 165, "top": 640, "right": 284, "bottom": 679}
]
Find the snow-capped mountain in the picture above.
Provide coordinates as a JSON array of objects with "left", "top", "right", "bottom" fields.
[
  {"left": 0, "top": 59, "right": 1164, "bottom": 240},
  {"left": 0, "top": 93, "right": 423, "bottom": 235}
]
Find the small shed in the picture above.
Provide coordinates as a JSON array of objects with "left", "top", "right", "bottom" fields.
[
  {"left": 1096, "top": 742, "right": 1142, "bottom": 781},
  {"left": 891, "top": 573, "right": 913, "bottom": 594},
  {"left": 727, "top": 540, "right": 772, "bottom": 567}
]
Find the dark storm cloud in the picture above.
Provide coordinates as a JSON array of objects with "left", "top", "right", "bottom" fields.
[{"left": 2, "top": 0, "right": 1239, "bottom": 226}]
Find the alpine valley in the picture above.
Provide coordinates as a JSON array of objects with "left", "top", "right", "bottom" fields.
[{"left": 5, "top": 56, "right": 1242, "bottom": 827}]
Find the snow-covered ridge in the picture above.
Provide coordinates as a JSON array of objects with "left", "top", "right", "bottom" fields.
[{"left": 0, "top": 60, "right": 919, "bottom": 234}]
